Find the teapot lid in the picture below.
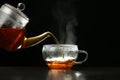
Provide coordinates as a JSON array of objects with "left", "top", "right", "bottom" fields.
[{"left": 0, "top": 3, "right": 29, "bottom": 27}]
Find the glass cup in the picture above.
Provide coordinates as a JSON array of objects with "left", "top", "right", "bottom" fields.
[{"left": 42, "top": 44, "right": 88, "bottom": 69}]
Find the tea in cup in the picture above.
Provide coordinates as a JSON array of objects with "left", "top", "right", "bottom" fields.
[{"left": 42, "top": 44, "right": 88, "bottom": 69}]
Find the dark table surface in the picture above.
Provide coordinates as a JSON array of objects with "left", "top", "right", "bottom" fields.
[{"left": 0, "top": 66, "right": 120, "bottom": 80}]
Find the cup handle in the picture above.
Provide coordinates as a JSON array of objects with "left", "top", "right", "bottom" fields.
[{"left": 74, "top": 50, "right": 88, "bottom": 64}]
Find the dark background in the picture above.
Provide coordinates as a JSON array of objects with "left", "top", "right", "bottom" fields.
[{"left": 0, "top": 0, "right": 119, "bottom": 67}]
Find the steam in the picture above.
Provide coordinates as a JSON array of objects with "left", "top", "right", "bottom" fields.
[
  {"left": 53, "top": 0, "right": 78, "bottom": 44},
  {"left": 65, "top": 16, "right": 78, "bottom": 44}
]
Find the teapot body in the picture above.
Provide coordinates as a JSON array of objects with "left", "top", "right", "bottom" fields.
[
  {"left": 0, "top": 3, "right": 55, "bottom": 52},
  {"left": 0, "top": 3, "right": 28, "bottom": 51}
]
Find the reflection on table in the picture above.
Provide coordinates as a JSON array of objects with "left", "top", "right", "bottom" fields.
[
  {"left": 0, "top": 67, "right": 120, "bottom": 80},
  {"left": 47, "top": 70, "right": 85, "bottom": 80}
]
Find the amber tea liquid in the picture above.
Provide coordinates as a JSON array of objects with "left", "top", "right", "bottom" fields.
[
  {"left": 46, "top": 57, "right": 75, "bottom": 69},
  {"left": 0, "top": 28, "right": 25, "bottom": 51}
]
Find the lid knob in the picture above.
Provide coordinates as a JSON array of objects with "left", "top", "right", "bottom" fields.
[{"left": 17, "top": 3, "right": 25, "bottom": 11}]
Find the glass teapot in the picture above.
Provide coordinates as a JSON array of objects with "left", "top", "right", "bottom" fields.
[{"left": 0, "top": 3, "right": 54, "bottom": 51}]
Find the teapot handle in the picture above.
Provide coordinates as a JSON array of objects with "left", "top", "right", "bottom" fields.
[{"left": 22, "top": 31, "right": 54, "bottom": 48}]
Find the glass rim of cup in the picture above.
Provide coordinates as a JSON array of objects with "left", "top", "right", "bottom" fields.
[{"left": 43, "top": 44, "right": 78, "bottom": 47}]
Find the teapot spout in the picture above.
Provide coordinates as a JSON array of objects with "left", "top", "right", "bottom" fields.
[{"left": 22, "top": 31, "right": 53, "bottom": 48}]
